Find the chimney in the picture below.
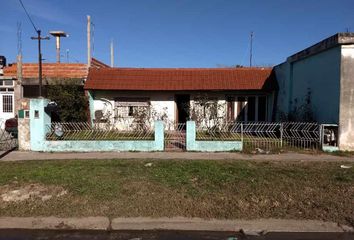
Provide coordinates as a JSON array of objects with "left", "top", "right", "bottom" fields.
[{"left": 50, "top": 31, "right": 68, "bottom": 63}]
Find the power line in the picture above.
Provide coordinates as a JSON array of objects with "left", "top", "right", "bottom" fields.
[
  {"left": 18, "top": 0, "right": 38, "bottom": 32},
  {"left": 250, "top": 31, "right": 253, "bottom": 67},
  {"left": 18, "top": 0, "right": 50, "bottom": 97}
]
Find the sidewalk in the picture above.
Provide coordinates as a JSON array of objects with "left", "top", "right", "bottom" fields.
[
  {"left": 1, "top": 151, "right": 353, "bottom": 162},
  {"left": 0, "top": 217, "right": 352, "bottom": 232}
]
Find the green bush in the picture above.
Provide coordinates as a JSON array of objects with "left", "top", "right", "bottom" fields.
[{"left": 46, "top": 84, "right": 89, "bottom": 122}]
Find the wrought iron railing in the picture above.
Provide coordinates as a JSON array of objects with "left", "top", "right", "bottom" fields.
[
  {"left": 0, "top": 119, "right": 18, "bottom": 152},
  {"left": 282, "top": 122, "right": 320, "bottom": 149},
  {"left": 196, "top": 121, "right": 322, "bottom": 150},
  {"left": 196, "top": 121, "right": 242, "bottom": 141},
  {"left": 46, "top": 122, "right": 154, "bottom": 141},
  {"left": 164, "top": 122, "right": 187, "bottom": 151}
]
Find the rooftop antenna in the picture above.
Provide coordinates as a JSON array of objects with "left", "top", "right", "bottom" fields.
[
  {"left": 87, "top": 15, "right": 91, "bottom": 67},
  {"left": 17, "top": 22, "right": 23, "bottom": 100},
  {"left": 110, "top": 39, "right": 114, "bottom": 67},
  {"left": 66, "top": 49, "right": 69, "bottom": 63},
  {"left": 19, "top": 0, "right": 49, "bottom": 97},
  {"left": 17, "top": 22, "right": 22, "bottom": 56},
  {"left": 249, "top": 31, "right": 253, "bottom": 67},
  {"left": 50, "top": 31, "right": 68, "bottom": 63}
]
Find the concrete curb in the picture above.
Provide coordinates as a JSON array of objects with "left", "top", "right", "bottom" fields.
[
  {"left": 0, "top": 217, "right": 352, "bottom": 233},
  {"left": 2, "top": 151, "right": 354, "bottom": 162},
  {"left": 0, "top": 217, "right": 109, "bottom": 230}
]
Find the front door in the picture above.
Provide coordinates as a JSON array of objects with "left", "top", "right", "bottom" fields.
[
  {"left": 176, "top": 94, "right": 190, "bottom": 124},
  {"left": 0, "top": 93, "right": 15, "bottom": 122}
]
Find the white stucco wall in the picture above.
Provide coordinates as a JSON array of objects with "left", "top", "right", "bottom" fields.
[
  {"left": 189, "top": 92, "right": 227, "bottom": 127},
  {"left": 339, "top": 44, "right": 354, "bottom": 150},
  {"left": 91, "top": 91, "right": 176, "bottom": 129}
]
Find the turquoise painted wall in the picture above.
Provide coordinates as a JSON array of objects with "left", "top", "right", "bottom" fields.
[
  {"left": 30, "top": 98, "right": 164, "bottom": 152},
  {"left": 30, "top": 98, "right": 51, "bottom": 151},
  {"left": 274, "top": 47, "right": 341, "bottom": 123},
  {"left": 186, "top": 121, "right": 242, "bottom": 152}
]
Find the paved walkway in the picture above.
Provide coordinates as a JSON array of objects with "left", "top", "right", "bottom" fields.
[{"left": 1, "top": 151, "right": 353, "bottom": 162}]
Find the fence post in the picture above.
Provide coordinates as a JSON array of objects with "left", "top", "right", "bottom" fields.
[
  {"left": 29, "top": 98, "right": 51, "bottom": 151},
  {"left": 186, "top": 121, "right": 196, "bottom": 151},
  {"left": 154, "top": 120, "right": 164, "bottom": 151},
  {"left": 280, "top": 123, "right": 283, "bottom": 148},
  {"left": 319, "top": 124, "right": 323, "bottom": 149},
  {"left": 241, "top": 123, "right": 244, "bottom": 146}
]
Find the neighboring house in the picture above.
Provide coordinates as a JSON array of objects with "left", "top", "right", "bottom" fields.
[
  {"left": 0, "top": 56, "right": 16, "bottom": 122},
  {"left": 84, "top": 67, "right": 277, "bottom": 128},
  {"left": 3, "top": 63, "right": 88, "bottom": 98},
  {"left": 274, "top": 33, "right": 354, "bottom": 150},
  {"left": 1, "top": 57, "right": 107, "bottom": 121}
]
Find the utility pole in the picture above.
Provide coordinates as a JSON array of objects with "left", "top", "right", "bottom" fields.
[
  {"left": 110, "top": 39, "right": 114, "bottom": 67},
  {"left": 31, "top": 30, "right": 49, "bottom": 97},
  {"left": 19, "top": 0, "right": 49, "bottom": 98},
  {"left": 250, "top": 31, "right": 253, "bottom": 67},
  {"left": 87, "top": 15, "right": 91, "bottom": 67}
]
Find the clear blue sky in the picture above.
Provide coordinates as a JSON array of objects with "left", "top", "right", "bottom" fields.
[{"left": 0, "top": 0, "right": 353, "bottom": 67}]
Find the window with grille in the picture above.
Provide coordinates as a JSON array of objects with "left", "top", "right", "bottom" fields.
[{"left": 2, "top": 95, "right": 13, "bottom": 113}]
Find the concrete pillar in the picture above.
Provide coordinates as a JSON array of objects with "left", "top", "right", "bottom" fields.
[
  {"left": 17, "top": 98, "right": 30, "bottom": 150},
  {"left": 338, "top": 45, "right": 354, "bottom": 151},
  {"left": 154, "top": 120, "right": 164, "bottom": 151},
  {"left": 29, "top": 98, "right": 50, "bottom": 151},
  {"left": 186, "top": 121, "right": 196, "bottom": 151}
]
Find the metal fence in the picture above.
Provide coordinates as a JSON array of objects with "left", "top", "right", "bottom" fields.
[
  {"left": 0, "top": 119, "right": 18, "bottom": 153},
  {"left": 164, "top": 122, "right": 186, "bottom": 151},
  {"left": 196, "top": 121, "right": 322, "bottom": 151},
  {"left": 46, "top": 122, "right": 154, "bottom": 141}
]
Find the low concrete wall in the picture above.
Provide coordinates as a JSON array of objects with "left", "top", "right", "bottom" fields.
[
  {"left": 186, "top": 121, "right": 242, "bottom": 152},
  {"left": 29, "top": 99, "right": 164, "bottom": 152}
]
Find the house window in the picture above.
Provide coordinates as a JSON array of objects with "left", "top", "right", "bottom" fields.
[
  {"left": 128, "top": 106, "right": 134, "bottom": 116},
  {"left": 247, "top": 97, "right": 256, "bottom": 121},
  {"left": 258, "top": 96, "right": 267, "bottom": 121},
  {"left": 0, "top": 80, "right": 14, "bottom": 87},
  {"left": 233, "top": 96, "right": 267, "bottom": 122},
  {"left": 115, "top": 97, "right": 150, "bottom": 118},
  {"left": 4, "top": 80, "right": 13, "bottom": 86},
  {"left": 2, "top": 95, "right": 13, "bottom": 113}
]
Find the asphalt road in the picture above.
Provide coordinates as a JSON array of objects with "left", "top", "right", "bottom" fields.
[{"left": 0, "top": 230, "right": 353, "bottom": 240}]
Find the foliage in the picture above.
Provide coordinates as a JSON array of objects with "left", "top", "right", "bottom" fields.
[
  {"left": 46, "top": 84, "right": 89, "bottom": 122},
  {"left": 280, "top": 88, "right": 315, "bottom": 122},
  {"left": 190, "top": 93, "right": 226, "bottom": 129}
]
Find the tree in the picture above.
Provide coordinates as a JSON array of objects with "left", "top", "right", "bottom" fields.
[{"left": 46, "top": 84, "right": 89, "bottom": 122}]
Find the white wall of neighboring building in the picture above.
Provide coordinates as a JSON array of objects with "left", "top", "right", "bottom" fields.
[{"left": 339, "top": 44, "right": 354, "bottom": 150}]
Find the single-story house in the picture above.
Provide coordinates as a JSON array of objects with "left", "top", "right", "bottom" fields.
[
  {"left": 1, "top": 57, "right": 107, "bottom": 122},
  {"left": 84, "top": 67, "right": 277, "bottom": 128}
]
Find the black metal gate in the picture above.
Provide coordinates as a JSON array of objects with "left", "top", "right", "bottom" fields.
[
  {"left": 164, "top": 122, "right": 186, "bottom": 151},
  {"left": 0, "top": 119, "right": 18, "bottom": 157}
]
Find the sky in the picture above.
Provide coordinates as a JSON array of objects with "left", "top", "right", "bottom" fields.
[{"left": 0, "top": 0, "right": 353, "bottom": 68}]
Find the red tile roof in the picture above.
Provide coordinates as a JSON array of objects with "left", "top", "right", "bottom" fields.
[
  {"left": 91, "top": 58, "right": 110, "bottom": 69},
  {"left": 84, "top": 67, "right": 275, "bottom": 91},
  {"left": 3, "top": 63, "right": 88, "bottom": 79}
]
